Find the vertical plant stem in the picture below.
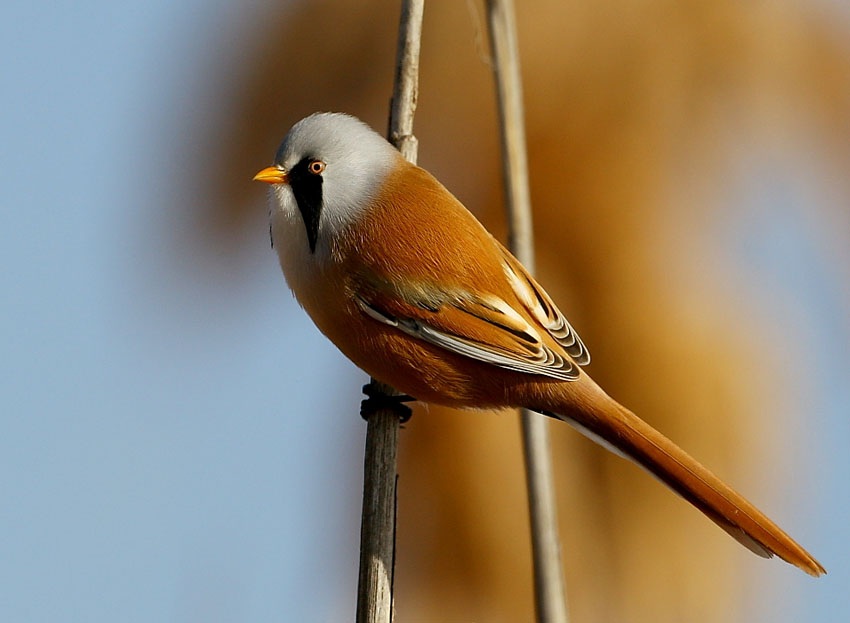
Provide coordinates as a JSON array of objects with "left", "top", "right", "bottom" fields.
[
  {"left": 356, "top": 404, "right": 400, "bottom": 623},
  {"left": 355, "top": 2, "right": 424, "bottom": 623},
  {"left": 389, "top": 0, "right": 424, "bottom": 163},
  {"left": 485, "top": 2, "right": 570, "bottom": 622}
]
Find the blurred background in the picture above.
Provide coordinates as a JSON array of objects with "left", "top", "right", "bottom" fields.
[{"left": 2, "top": 0, "right": 848, "bottom": 621}]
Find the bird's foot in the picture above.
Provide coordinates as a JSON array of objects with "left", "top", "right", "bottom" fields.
[{"left": 360, "top": 383, "right": 415, "bottom": 423}]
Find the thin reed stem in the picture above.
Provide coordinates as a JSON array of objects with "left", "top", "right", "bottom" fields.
[
  {"left": 486, "top": 2, "right": 571, "bottom": 622},
  {"left": 355, "top": 2, "right": 424, "bottom": 623}
]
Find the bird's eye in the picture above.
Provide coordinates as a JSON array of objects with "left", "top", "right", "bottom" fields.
[{"left": 307, "top": 160, "right": 326, "bottom": 175}]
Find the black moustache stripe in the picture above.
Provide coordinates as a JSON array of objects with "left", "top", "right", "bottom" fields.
[{"left": 288, "top": 157, "right": 323, "bottom": 253}]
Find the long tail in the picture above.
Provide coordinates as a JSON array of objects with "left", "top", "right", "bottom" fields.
[{"left": 539, "top": 381, "right": 825, "bottom": 577}]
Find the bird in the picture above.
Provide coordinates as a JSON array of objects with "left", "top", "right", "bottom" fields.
[{"left": 254, "top": 111, "right": 825, "bottom": 577}]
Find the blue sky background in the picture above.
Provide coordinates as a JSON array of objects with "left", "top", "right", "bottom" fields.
[
  {"left": 2, "top": 2, "right": 365, "bottom": 621},
  {"left": 1, "top": 1, "right": 847, "bottom": 621}
]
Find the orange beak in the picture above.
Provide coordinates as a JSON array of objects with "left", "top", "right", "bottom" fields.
[{"left": 253, "top": 166, "right": 289, "bottom": 184}]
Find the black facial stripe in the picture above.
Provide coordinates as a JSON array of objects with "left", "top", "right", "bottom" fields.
[{"left": 288, "top": 157, "right": 324, "bottom": 253}]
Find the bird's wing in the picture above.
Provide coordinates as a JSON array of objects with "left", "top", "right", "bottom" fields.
[
  {"left": 495, "top": 242, "right": 590, "bottom": 366},
  {"left": 353, "top": 278, "right": 581, "bottom": 381}
]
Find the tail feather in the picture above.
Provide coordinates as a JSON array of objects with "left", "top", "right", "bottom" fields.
[{"left": 541, "top": 389, "right": 826, "bottom": 577}]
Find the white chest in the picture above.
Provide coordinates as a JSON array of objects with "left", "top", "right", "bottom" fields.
[{"left": 271, "top": 205, "right": 320, "bottom": 296}]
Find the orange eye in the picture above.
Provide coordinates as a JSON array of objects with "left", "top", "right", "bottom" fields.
[{"left": 308, "top": 160, "right": 326, "bottom": 175}]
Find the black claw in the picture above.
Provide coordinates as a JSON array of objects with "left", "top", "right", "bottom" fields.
[{"left": 360, "top": 383, "right": 415, "bottom": 423}]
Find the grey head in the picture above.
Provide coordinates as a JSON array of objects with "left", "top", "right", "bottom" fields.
[{"left": 269, "top": 112, "right": 401, "bottom": 253}]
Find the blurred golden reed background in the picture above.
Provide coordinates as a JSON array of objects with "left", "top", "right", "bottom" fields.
[{"left": 171, "top": 2, "right": 849, "bottom": 621}]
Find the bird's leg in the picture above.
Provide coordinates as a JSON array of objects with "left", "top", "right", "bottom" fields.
[{"left": 360, "top": 382, "right": 416, "bottom": 423}]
